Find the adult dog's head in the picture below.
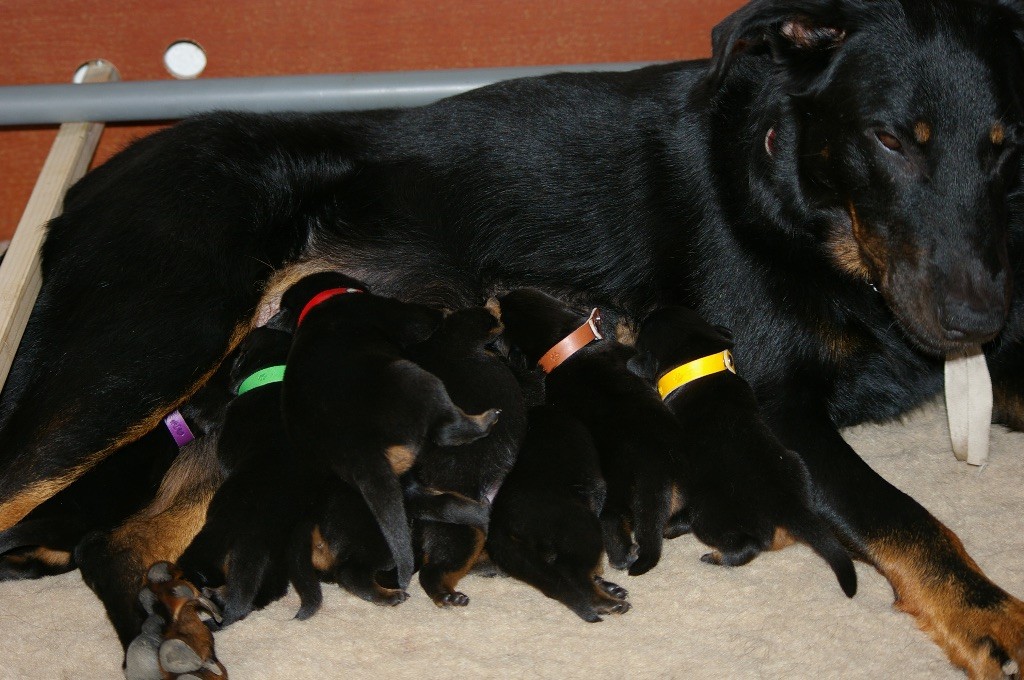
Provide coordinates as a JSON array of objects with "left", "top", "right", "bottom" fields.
[{"left": 708, "top": 0, "right": 1024, "bottom": 354}]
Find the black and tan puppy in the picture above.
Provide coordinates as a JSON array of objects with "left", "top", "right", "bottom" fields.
[
  {"left": 122, "top": 324, "right": 302, "bottom": 679},
  {"left": 405, "top": 306, "right": 527, "bottom": 606},
  {"left": 289, "top": 478, "right": 405, "bottom": 618},
  {"left": 173, "top": 324, "right": 307, "bottom": 626},
  {"left": 497, "top": 288, "right": 677, "bottom": 576},
  {"left": 279, "top": 272, "right": 501, "bottom": 591},
  {"left": 630, "top": 306, "right": 856, "bottom": 596},
  {"left": 488, "top": 405, "right": 629, "bottom": 622}
]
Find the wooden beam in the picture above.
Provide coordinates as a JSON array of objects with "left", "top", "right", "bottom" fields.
[{"left": 0, "top": 60, "right": 117, "bottom": 389}]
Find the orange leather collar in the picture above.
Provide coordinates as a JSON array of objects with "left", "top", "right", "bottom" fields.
[{"left": 537, "top": 308, "right": 603, "bottom": 373}]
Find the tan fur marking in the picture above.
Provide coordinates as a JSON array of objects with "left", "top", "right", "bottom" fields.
[
  {"left": 914, "top": 121, "right": 932, "bottom": 144},
  {"left": 827, "top": 222, "right": 872, "bottom": 282},
  {"left": 0, "top": 321, "right": 247, "bottom": 531},
  {"left": 108, "top": 440, "right": 223, "bottom": 567},
  {"left": 770, "top": 526, "right": 797, "bottom": 551},
  {"left": 869, "top": 526, "right": 1024, "bottom": 678},
  {"left": 669, "top": 485, "right": 685, "bottom": 515},
  {"left": 385, "top": 445, "right": 416, "bottom": 475},
  {"left": 614, "top": 318, "right": 639, "bottom": 346},
  {"left": 310, "top": 525, "right": 334, "bottom": 572},
  {"left": 991, "top": 122, "right": 1006, "bottom": 146},
  {"left": 847, "top": 201, "right": 889, "bottom": 281},
  {"left": 257, "top": 257, "right": 342, "bottom": 323},
  {"left": 440, "top": 527, "right": 486, "bottom": 592},
  {"left": 820, "top": 145, "right": 831, "bottom": 160}
]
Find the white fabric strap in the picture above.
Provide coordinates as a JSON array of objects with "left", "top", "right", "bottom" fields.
[{"left": 944, "top": 346, "right": 992, "bottom": 467}]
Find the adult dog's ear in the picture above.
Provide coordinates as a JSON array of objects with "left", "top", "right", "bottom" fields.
[{"left": 702, "top": 0, "right": 852, "bottom": 93}]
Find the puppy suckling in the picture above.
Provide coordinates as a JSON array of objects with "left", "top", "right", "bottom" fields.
[
  {"left": 173, "top": 324, "right": 311, "bottom": 626},
  {"left": 487, "top": 404, "right": 629, "bottom": 622},
  {"left": 630, "top": 306, "right": 856, "bottom": 597},
  {"left": 405, "top": 306, "right": 527, "bottom": 607},
  {"left": 289, "top": 477, "right": 406, "bottom": 617},
  {"left": 497, "top": 288, "right": 679, "bottom": 576},
  {"left": 278, "top": 272, "right": 500, "bottom": 591}
]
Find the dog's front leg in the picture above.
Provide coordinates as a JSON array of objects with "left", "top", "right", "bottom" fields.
[{"left": 769, "top": 405, "right": 1024, "bottom": 680}]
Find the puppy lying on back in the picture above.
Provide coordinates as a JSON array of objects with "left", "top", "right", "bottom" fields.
[
  {"left": 630, "top": 306, "right": 856, "bottom": 597},
  {"left": 175, "top": 323, "right": 309, "bottom": 625},
  {"left": 497, "top": 288, "right": 678, "bottom": 575},
  {"left": 487, "top": 405, "right": 629, "bottom": 622},
  {"left": 406, "top": 306, "right": 527, "bottom": 607},
  {"left": 279, "top": 272, "right": 500, "bottom": 590}
]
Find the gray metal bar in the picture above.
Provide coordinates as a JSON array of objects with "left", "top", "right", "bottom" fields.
[{"left": 0, "top": 63, "right": 655, "bottom": 126}]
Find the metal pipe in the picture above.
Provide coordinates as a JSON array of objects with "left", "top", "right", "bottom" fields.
[{"left": 0, "top": 62, "right": 655, "bottom": 126}]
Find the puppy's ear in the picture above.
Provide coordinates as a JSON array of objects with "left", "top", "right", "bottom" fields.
[
  {"left": 263, "top": 309, "right": 294, "bottom": 333},
  {"left": 702, "top": 0, "right": 853, "bottom": 93},
  {"left": 377, "top": 300, "right": 444, "bottom": 347},
  {"left": 626, "top": 352, "right": 657, "bottom": 384}
]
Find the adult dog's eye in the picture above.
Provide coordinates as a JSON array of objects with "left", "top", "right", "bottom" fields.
[{"left": 875, "top": 130, "right": 904, "bottom": 152}]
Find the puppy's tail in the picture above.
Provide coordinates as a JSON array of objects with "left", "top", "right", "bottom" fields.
[
  {"left": 288, "top": 520, "right": 323, "bottom": 621},
  {"left": 433, "top": 408, "right": 501, "bottom": 447},
  {"left": 787, "top": 513, "right": 858, "bottom": 598},
  {"left": 352, "top": 463, "right": 415, "bottom": 590}
]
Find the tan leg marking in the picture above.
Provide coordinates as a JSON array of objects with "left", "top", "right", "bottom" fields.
[{"left": 870, "top": 525, "right": 1024, "bottom": 679}]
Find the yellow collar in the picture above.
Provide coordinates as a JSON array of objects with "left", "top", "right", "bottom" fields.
[{"left": 657, "top": 350, "right": 736, "bottom": 400}]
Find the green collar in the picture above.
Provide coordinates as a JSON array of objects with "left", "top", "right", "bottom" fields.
[{"left": 236, "top": 364, "right": 286, "bottom": 396}]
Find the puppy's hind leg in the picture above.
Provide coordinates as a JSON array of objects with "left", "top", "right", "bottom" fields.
[
  {"left": 431, "top": 407, "right": 502, "bottom": 447},
  {"left": 348, "top": 455, "right": 415, "bottom": 590},
  {"left": 416, "top": 521, "right": 486, "bottom": 607}
]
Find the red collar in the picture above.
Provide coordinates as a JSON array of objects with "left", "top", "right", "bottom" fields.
[
  {"left": 537, "top": 308, "right": 603, "bottom": 373},
  {"left": 297, "top": 287, "right": 364, "bottom": 326}
]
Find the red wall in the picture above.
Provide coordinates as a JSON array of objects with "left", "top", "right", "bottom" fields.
[{"left": 0, "top": 0, "right": 743, "bottom": 240}]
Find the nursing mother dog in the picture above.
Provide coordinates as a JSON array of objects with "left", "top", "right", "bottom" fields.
[{"left": 0, "top": 0, "right": 1023, "bottom": 676}]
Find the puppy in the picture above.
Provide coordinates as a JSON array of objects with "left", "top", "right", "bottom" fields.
[
  {"left": 630, "top": 306, "right": 856, "bottom": 596},
  {"left": 279, "top": 272, "right": 500, "bottom": 590},
  {"left": 497, "top": 288, "right": 678, "bottom": 575},
  {"left": 289, "top": 477, "right": 406, "bottom": 618},
  {"left": 487, "top": 405, "right": 629, "bottom": 622},
  {"left": 405, "top": 306, "right": 527, "bottom": 606},
  {"left": 174, "top": 323, "right": 309, "bottom": 626}
]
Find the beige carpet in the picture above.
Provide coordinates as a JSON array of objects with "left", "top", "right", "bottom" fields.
[{"left": 1, "top": 399, "right": 1021, "bottom": 680}]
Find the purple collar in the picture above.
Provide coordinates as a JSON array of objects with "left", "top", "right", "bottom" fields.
[{"left": 163, "top": 410, "right": 196, "bottom": 447}]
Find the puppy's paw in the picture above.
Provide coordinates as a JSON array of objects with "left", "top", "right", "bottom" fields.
[
  {"left": 593, "top": 575, "right": 628, "bottom": 601},
  {"left": 434, "top": 590, "right": 470, "bottom": 607},
  {"left": 593, "top": 599, "right": 631, "bottom": 616}
]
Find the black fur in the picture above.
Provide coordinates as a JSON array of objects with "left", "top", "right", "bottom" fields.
[
  {"left": 497, "top": 288, "right": 678, "bottom": 576},
  {"left": 405, "top": 306, "right": 527, "bottom": 606},
  {"left": 278, "top": 272, "right": 500, "bottom": 590},
  {"left": 487, "top": 405, "right": 629, "bottom": 622},
  {"left": 630, "top": 305, "right": 856, "bottom": 596},
  {"left": 174, "top": 325, "right": 309, "bottom": 626},
  {"left": 1, "top": 0, "right": 1023, "bottom": 673}
]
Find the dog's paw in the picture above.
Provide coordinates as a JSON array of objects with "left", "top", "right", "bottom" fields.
[
  {"left": 433, "top": 590, "right": 470, "bottom": 607},
  {"left": 593, "top": 575, "right": 628, "bottom": 601},
  {"left": 361, "top": 586, "right": 410, "bottom": 606},
  {"left": 901, "top": 588, "right": 1024, "bottom": 680},
  {"left": 123, "top": 561, "right": 228, "bottom": 679},
  {"left": 593, "top": 598, "right": 631, "bottom": 616}
]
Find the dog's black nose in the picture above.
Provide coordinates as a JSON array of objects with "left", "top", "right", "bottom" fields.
[{"left": 937, "top": 293, "right": 1007, "bottom": 343}]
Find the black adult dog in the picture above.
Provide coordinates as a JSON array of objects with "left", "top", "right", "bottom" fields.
[{"left": 0, "top": 0, "right": 1022, "bottom": 676}]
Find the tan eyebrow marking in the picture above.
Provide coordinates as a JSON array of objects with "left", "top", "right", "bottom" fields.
[{"left": 913, "top": 121, "right": 931, "bottom": 144}]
